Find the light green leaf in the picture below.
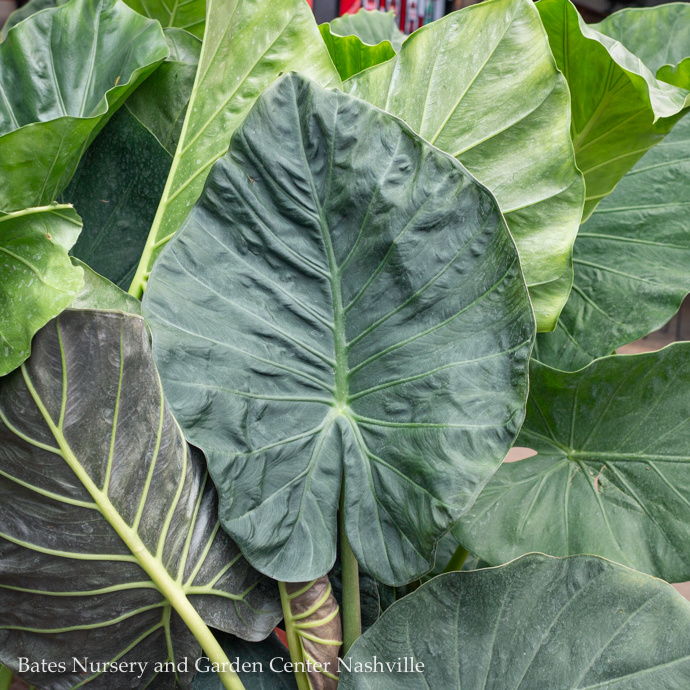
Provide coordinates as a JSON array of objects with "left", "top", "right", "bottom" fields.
[
  {"left": 129, "top": 0, "right": 342, "bottom": 298},
  {"left": 455, "top": 346, "right": 690, "bottom": 583},
  {"left": 124, "top": 0, "right": 205, "bottom": 37},
  {"left": 69, "top": 259, "right": 143, "bottom": 315},
  {"left": 0, "top": 0, "right": 168, "bottom": 212},
  {"left": 319, "top": 23, "right": 395, "bottom": 81},
  {"left": 0, "top": 311, "right": 281, "bottom": 688},
  {"left": 329, "top": 9, "right": 405, "bottom": 52},
  {"left": 0, "top": 205, "right": 83, "bottom": 377},
  {"left": 143, "top": 75, "right": 534, "bottom": 585},
  {"left": 340, "top": 553, "right": 690, "bottom": 689},
  {"left": 537, "top": 0, "right": 690, "bottom": 221},
  {"left": 346, "top": 0, "right": 584, "bottom": 332},
  {"left": 534, "top": 114, "right": 690, "bottom": 371}
]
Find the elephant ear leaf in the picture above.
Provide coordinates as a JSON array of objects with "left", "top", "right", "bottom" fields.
[
  {"left": 279, "top": 578, "right": 342, "bottom": 690},
  {"left": 143, "top": 74, "right": 534, "bottom": 585},
  {"left": 340, "top": 554, "right": 690, "bottom": 689},
  {"left": 455, "top": 345, "right": 690, "bottom": 583},
  {"left": 0, "top": 311, "right": 281, "bottom": 689},
  {"left": 0, "top": 205, "right": 84, "bottom": 377},
  {"left": 537, "top": 0, "right": 690, "bottom": 221},
  {"left": 124, "top": 0, "right": 206, "bottom": 37},
  {"left": 346, "top": 0, "right": 584, "bottom": 332},
  {"left": 328, "top": 9, "right": 405, "bottom": 52},
  {"left": 0, "top": 0, "right": 168, "bottom": 211}
]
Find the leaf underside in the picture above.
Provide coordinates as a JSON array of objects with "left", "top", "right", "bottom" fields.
[
  {"left": 0, "top": 311, "right": 280, "bottom": 689},
  {"left": 346, "top": 0, "right": 584, "bottom": 331},
  {"left": 340, "top": 554, "right": 690, "bottom": 689},
  {"left": 455, "top": 346, "right": 690, "bottom": 583},
  {"left": 144, "top": 74, "right": 534, "bottom": 585}
]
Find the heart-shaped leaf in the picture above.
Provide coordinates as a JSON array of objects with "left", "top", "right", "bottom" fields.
[
  {"left": 0, "top": 311, "right": 281, "bottom": 689},
  {"left": 0, "top": 205, "right": 84, "bottom": 377},
  {"left": 328, "top": 9, "right": 405, "bottom": 52},
  {"left": 346, "top": 0, "right": 584, "bottom": 332},
  {"left": 340, "top": 553, "right": 690, "bottom": 689},
  {"left": 319, "top": 23, "right": 395, "bottom": 81},
  {"left": 534, "top": 114, "right": 690, "bottom": 371},
  {"left": 537, "top": 0, "right": 690, "bottom": 221},
  {"left": 0, "top": 0, "right": 168, "bottom": 212},
  {"left": 128, "top": 0, "right": 341, "bottom": 298},
  {"left": 143, "top": 74, "right": 534, "bottom": 585},
  {"left": 455, "top": 346, "right": 690, "bottom": 583}
]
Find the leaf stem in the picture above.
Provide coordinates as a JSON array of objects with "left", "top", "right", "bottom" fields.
[
  {"left": 339, "top": 495, "right": 361, "bottom": 653},
  {"left": 0, "top": 664, "right": 12, "bottom": 690},
  {"left": 278, "top": 582, "right": 312, "bottom": 690},
  {"left": 443, "top": 544, "right": 470, "bottom": 573}
]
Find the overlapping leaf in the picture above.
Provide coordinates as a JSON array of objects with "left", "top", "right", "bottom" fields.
[
  {"left": 0, "top": 0, "right": 168, "bottom": 212},
  {"left": 340, "top": 554, "right": 690, "bottom": 689},
  {"left": 319, "top": 23, "right": 395, "bottom": 81},
  {"left": 0, "top": 206, "right": 83, "bottom": 377},
  {"left": 125, "top": 0, "right": 205, "bottom": 37},
  {"left": 0, "top": 311, "right": 281, "bottom": 689},
  {"left": 328, "top": 9, "right": 405, "bottom": 52},
  {"left": 537, "top": 0, "right": 690, "bottom": 221},
  {"left": 143, "top": 75, "right": 534, "bottom": 585},
  {"left": 346, "top": 0, "right": 584, "bottom": 332},
  {"left": 128, "top": 0, "right": 341, "bottom": 297},
  {"left": 534, "top": 114, "right": 690, "bottom": 370},
  {"left": 455, "top": 346, "right": 690, "bottom": 583}
]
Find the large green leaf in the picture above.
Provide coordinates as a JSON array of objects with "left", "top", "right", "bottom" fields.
[
  {"left": 0, "top": 0, "right": 168, "bottom": 212},
  {"left": 124, "top": 0, "right": 205, "bottom": 37},
  {"left": 63, "top": 28, "right": 200, "bottom": 291},
  {"left": 128, "top": 0, "right": 341, "bottom": 298},
  {"left": 0, "top": 206, "right": 83, "bottom": 377},
  {"left": 534, "top": 114, "right": 690, "bottom": 371},
  {"left": 328, "top": 9, "right": 405, "bottom": 52},
  {"left": 0, "top": 311, "right": 281, "bottom": 688},
  {"left": 340, "top": 553, "right": 690, "bottom": 689},
  {"left": 455, "top": 346, "right": 690, "bottom": 583},
  {"left": 346, "top": 0, "right": 584, "bottom": 332},
  {"left": 319, "top": 23, "right": 395, "bottom": 81},
  {"left": 537, "top": 0, "right": 690, "bottom": 221},
  {"left": 143, "top": 75, "right": 534, "bottom": 585}
]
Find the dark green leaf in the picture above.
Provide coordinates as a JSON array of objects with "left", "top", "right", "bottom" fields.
[
  {"left": 0, "top": 206, "right": 83, "bottom": 377},
  {"left": 194, "top": 632, "right": 297, "bottom": 689},
  {"left": 319, "top": 23, "right": 395, "bottom": 81},
  {"left": 340, "top": 553, "right": 690, "bottom": 689},
  {"left": 0, "top": 311, "right": 281, "bottom": 688},
  {"left": 129, "top": 0, "right": 341, "bottom": 298},
  {"left": 455, "top": 347, "right": 690, "bottom": 582},
  {"left": 69, "top": 259, "right": 143, "bottom": 315},
  {"left": 328, "top": 9, "right": 405, "bottom": 52},
  {"left": 537, "top": 0, "right": 690, "bottom": 221},
  {"left": 0, "top": 0, "right": 168, "bottom": 211},
  {"left": 534, "top": 114, "right": 690, "bottom": 371},
  {"left": 143, "top": 74, "right": 534, "bottom": 585},
  {"left": 0, "top": 0, "right": 67, "bottom": 38},
  {"left": 346, "top": 0, "right": 584, "bottom": 332},
  {"left": 124, "top": 0, "right": 205, "bottom": 38}
]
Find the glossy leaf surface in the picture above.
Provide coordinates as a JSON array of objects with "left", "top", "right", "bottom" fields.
[
  {"left": 144, "top": 75, "right": 534, "bottom": 585},
  {"left": 0, "top": 0, "right": 168, "bottom": 212},
  {"left": 319, "top": 23, "right": 395, "bottom": 81},
  {"left": 535, "top": 114, "right": 690, "bottom": 371},
  {"left": 129, "top": 0, "right": 341, "bottom": 297},
  {"left": 538, "top": 0, "right": 690, "bottom": 221},
  {"left": 329, "top": 9, "right": 405, "bottom": 52},
  {"left": 455, "top": 347, "right": 690, "bottom": 583},
  {"left": 346, "top": 0, "right": 584, "bottom": 331},
  {"left": 340, "top": 554, "right": 690, "bottom": 689},
  {"left": 0, "top": 206, "right": 83, "bottom": 377},
  {"left": 0, "top": 0, "right": 67, "bottom": 37},
  {"left": 0, "top": 311, "right": 281, "bottom": 688}
]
